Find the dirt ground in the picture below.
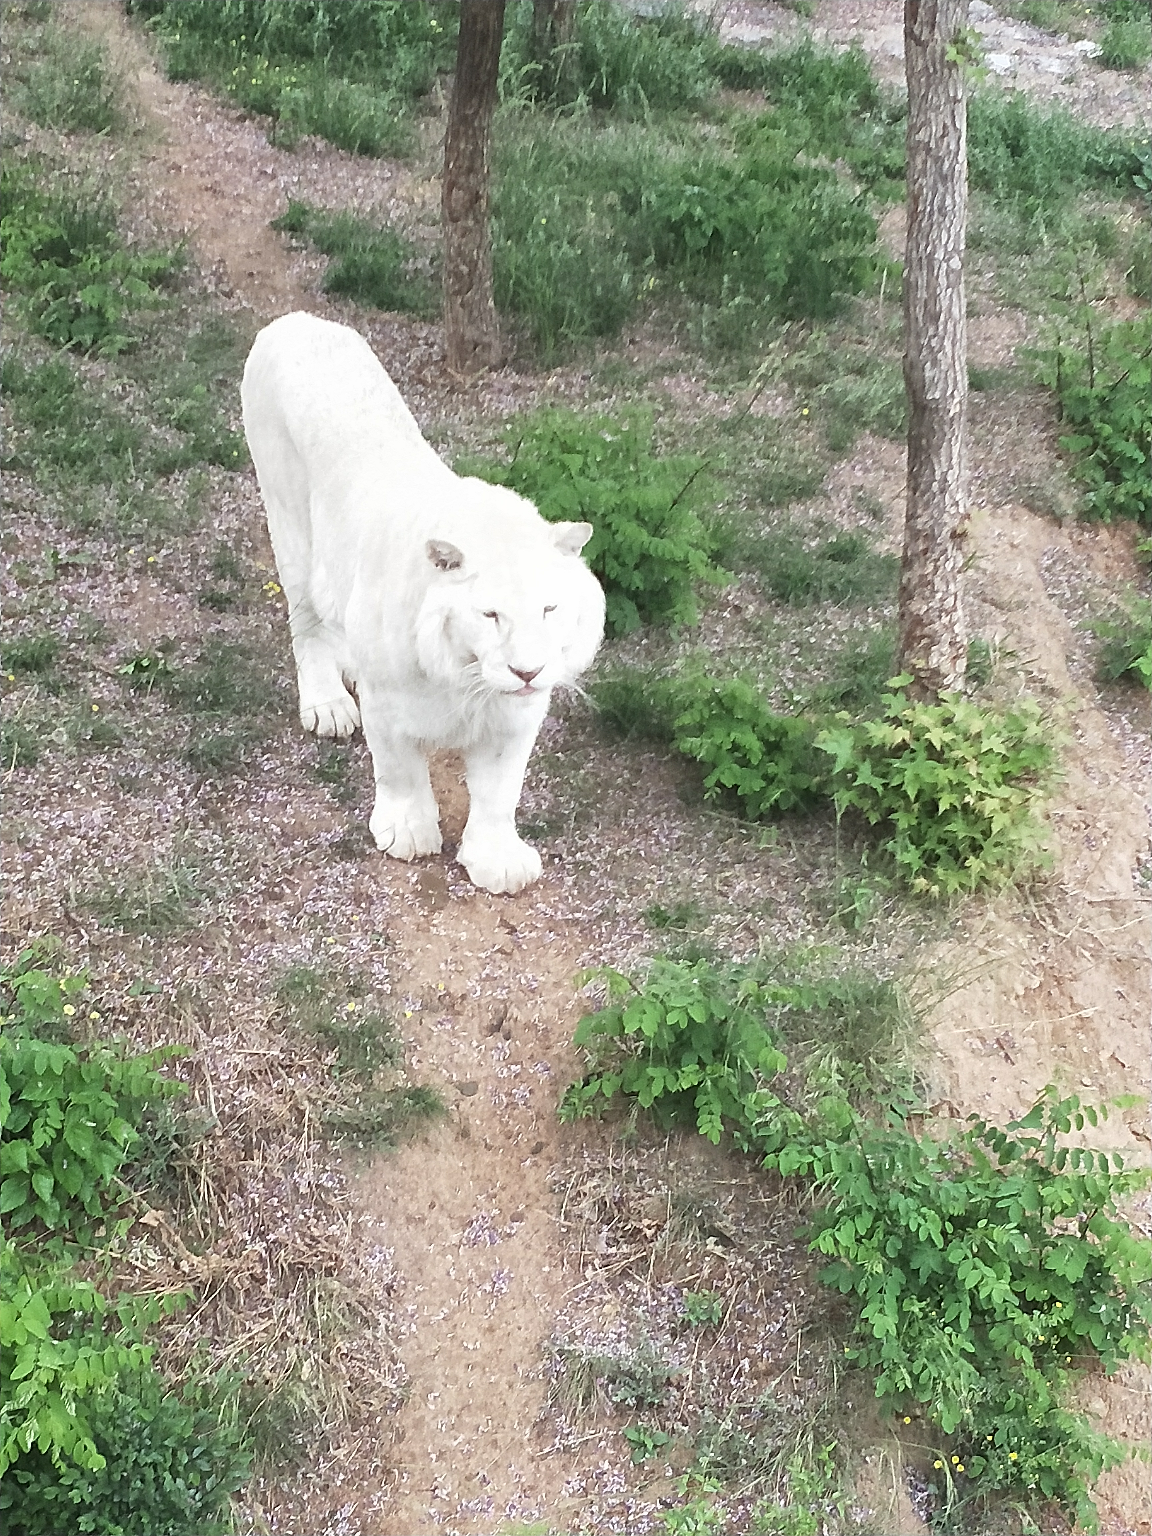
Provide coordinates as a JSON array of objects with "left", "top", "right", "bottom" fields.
[{"left": 19, "top": 2, "right": 1152, "bottom": 1532}]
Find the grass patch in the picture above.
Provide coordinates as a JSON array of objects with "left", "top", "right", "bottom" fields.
[
  {"left": 84, "top": 856, "right": 205, "bottom": 936},
  {"left": 492, "top": 100, "right": 879, "bottom": 355},
  {"left": 271, "top": 200, "right": 438, "bottom": 317},
  {"left": 967, "top": 91, "right": 1144, "bottom": 216},
  {"left": 736, "top": 524, "right": 898, "bottom": 607},
  {"left": 275, "top": 964, "right": 444, "bottom": 1148},
  {"left": 1098, "top": 16, "right": 1152, "bottom": 68},
  {"left": 1, "top": 160, "right": 179, "bottom": 355},
  {"left": 132, "top": 0, "right": 453, "bottom": 156},
  {"left": 14, "top": 22, "right": 121, "bottom": 134},
  {"left": 2, "top": 632, "right": 60, "bottom": 676}
]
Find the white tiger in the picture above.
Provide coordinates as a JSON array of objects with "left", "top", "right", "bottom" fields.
[{"left": 241, "top": 312, "right": 604, "bottom": 895}]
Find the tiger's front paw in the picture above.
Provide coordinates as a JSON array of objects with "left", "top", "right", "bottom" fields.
[
  {"left": 458, "top": 828, "right": 542, "bottom": 895},
  {"left": 300, "top": 691, "right": 360, "bottom": 740},
  {"left": 370, "top": 796, "right": 442, "bottom": 861}
]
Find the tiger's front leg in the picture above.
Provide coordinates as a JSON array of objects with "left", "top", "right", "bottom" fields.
[
  {"left": 359, "top": 688, "right": 442, "bottom": 860},
  {"left": 458, "top": 709, "right": 548, "bottom": 895}
]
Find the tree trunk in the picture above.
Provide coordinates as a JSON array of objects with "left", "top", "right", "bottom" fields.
[
  {"left": 531, "top": 0, "right": 577, "bottom": 100},
  {"left": 442, "top": 0, "right": 506, "bottom": 375},
  {"left": 898, "top": 0, "right": 970, "bottom": 698}
]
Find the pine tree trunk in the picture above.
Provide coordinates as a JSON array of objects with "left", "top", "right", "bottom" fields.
[
  {"left": 531, "top": 0, "right": 577, "bottom": 99},
  {"left": 442, "top": 0, "right": 506, "bottom": 375},
  {"left": 898, "top": 0, "right": 970, "bottom": 698}
]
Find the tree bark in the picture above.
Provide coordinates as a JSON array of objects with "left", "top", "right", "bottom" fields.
[
  {"left": 898, "top": 0, "right": 970, "bottom": 698},
  {"left": 531, "top": 0, "right": 577, "bottom": 100},
  {"left": 443, "top": 0, "right": 507, "bottom": 375}
]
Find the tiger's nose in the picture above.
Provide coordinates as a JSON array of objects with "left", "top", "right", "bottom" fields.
[{"left": 511, "top": 665, "right": 542, "bottom": 684}]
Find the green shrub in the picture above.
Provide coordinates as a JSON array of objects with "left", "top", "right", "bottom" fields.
[
  {"left": 1, "top": 1361, "right": 249, "bottom": 1536},
  {"left": 561, "top": 961, "right": 1152, "bottom": 1531},
  {"left": 0, "top": 165, "right": 178, "bottom": 355},
  {"left": 460, "top": 409, "right": 727, "bottom": 634},
  {"left": 1034, "top": 313, "right": 1151, "bottom": 525},
  {"left": 780, "top": 1089, "right": 1152, "bottom": 1532},
  {"left": 816, "top": 681, "right": 1054, "bottom": 895},
  {"left": 0, "top": 953, "right": 185, "bottom": 1242},
  {"left": 271, "top": 200, "right": 437, "bottom": 316},
  {"left": 1098, "top": 17, "right": 1152, "bottom": 68},
  {"left": 135, "top": 0, "right": 452, "bottom": 155},
  {"left": 670, "top": 674, "right": 826, "bottom": 818},
  {"left": 0, "top": 351, "right": 144, "bottom": 485}
]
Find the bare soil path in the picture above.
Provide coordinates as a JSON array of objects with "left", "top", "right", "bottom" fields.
[{"left": 72, "top": 4, "right": 1150, "bottom": 1532}]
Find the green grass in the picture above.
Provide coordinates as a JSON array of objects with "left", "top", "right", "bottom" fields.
[
  {"left": 15, "top": 23, "right": 121, "bottom": 134},
  {"left": 275, "top": 964, "right": 445, "bottom": 1148},
  {"left": 84, "top": 857, "right": 205, "bottom": 936},
  {"left": 132, "top": 0, "right": 454, "bottom": 156},
  {"left": 270, "top": 201, "right": 438, "bottom": 316},
  {"left": 491, "top": 98, "right": 879, "bottom": 356},
  {"left": 736, "top": 525, "right": 899, "bottom": 607},
  {"left": 1098, "top": 17, "right": 1152, "bottom": 68}
]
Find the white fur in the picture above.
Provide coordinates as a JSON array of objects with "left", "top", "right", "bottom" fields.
[{"left": 241, "top": 312, "right": 605, "bottom": 894}]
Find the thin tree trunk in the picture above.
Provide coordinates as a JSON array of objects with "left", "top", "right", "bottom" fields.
[
  {"left": 531, "top": 0, "right": 577, "bottom": 100},
  {"left": 443, "top": 0, "right": 506, "bottom": 375},
  {"left": 898, "top": 0, "right": 970, "bottom": 698}
]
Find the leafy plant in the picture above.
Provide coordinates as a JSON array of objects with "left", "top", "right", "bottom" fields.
[
  {"left": 0, "top": 952, "right": 185, "bottom": 1242},
  {"left": 561, "top": 958, "right": 1152, "bottom": 1530},
  {"left": 1034, "top": 313, "right": 1151, "bottom": 525},
  {"left": 682, "top": 1290, "right": 724, "bottom": 1327},
  {"left": 460, "top": 409, "right": 727, "bottom": 634},
  {"left": 816, "top": 681, "right": 1054, "bottom": 895},
  {"left": 773, "top": 1089, "right": 1152, "bottom": 1532},
  {"left": 1, "top": 1356, "right": 249, "bottom": 1536},
  {"left": 1091, "top": 594, "right": 1152, "bottom": 687},
  {"left": 558, "top": 958, "right": 792, "bottom": 1148},
  {"left": 623, "top": 1422, "right": 672, "bottom": 1464},
  {"left": 1, "top": 164, "right": 178, "bottom": 355},
  {"left": 671, "top": 674, "right": 825, "bottom": 819}
]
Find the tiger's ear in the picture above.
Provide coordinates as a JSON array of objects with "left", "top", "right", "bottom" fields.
[
  {"left": 427, "top": 539, "right": 465, "bottom": 572},
  {"left": 551, "top": 521, "right": 593, "bottom": 556}
]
